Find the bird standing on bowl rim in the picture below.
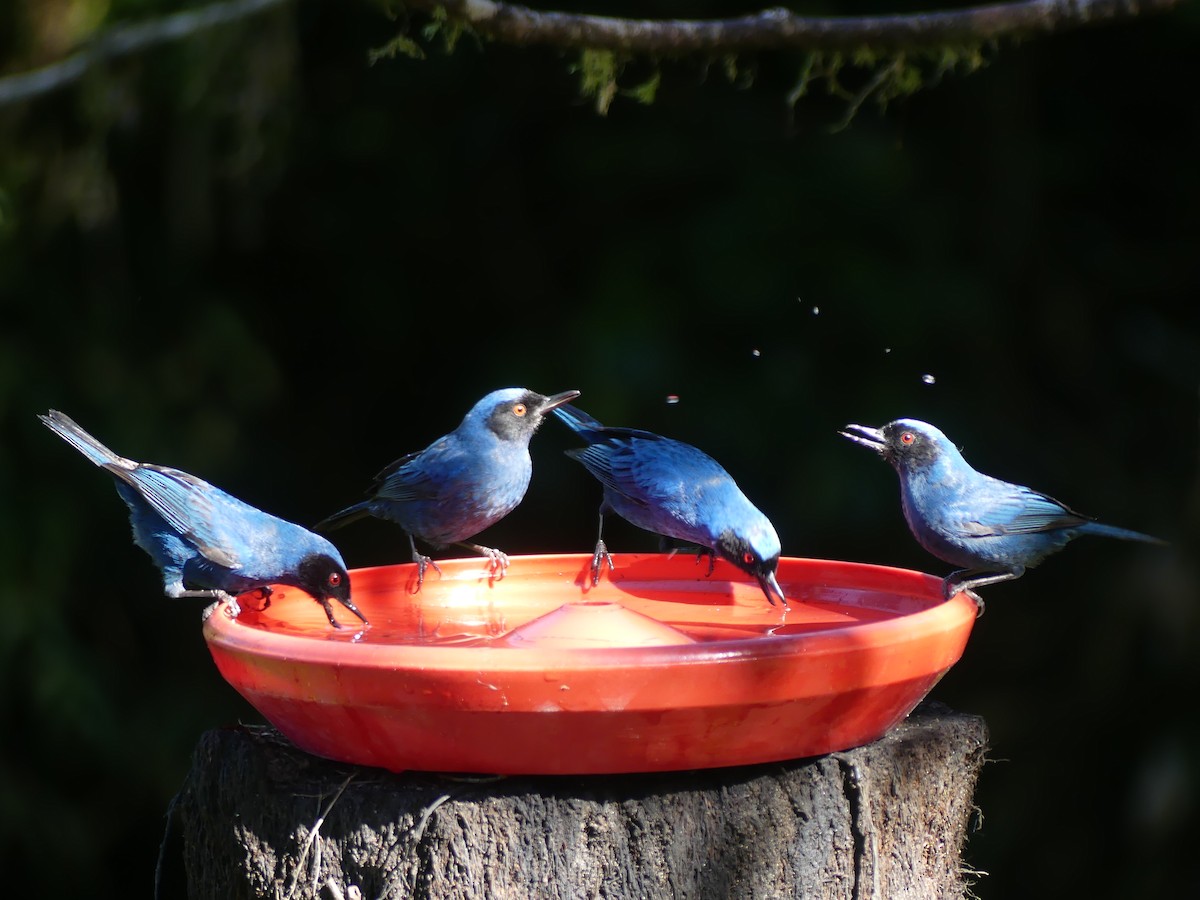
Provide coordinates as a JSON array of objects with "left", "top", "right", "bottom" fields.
[
  {"left": 552, "top": 403, "right": 786, "bottom": 607},
  {"left": 840, "top": 418, "right": 1165, "bottom": 604},
  {"left": 39, "top": 410, "right": 366, "bottom": 629},
  {"left": 316, "top": 387, "right": 580, "bottom": 587}
]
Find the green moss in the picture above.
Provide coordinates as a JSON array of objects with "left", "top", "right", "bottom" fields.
[
  {"left": 370, "top": 8, "right": 991, "bottom": 121},
  {"left": 421, "top": 6, "right": 469, "bottom": 53},
  {"left": 575, "top": 48, "right": 621, "bottom": 115},
  {"left": 367, "top": 33, "right": 426, "bottom": 64},
  {"left": 621, "top": 70, "right": 662, "bottom": 106}
]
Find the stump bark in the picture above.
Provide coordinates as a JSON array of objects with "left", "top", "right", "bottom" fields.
[{"left": 167, "top": 702, "right": 987, "bottom": 900}]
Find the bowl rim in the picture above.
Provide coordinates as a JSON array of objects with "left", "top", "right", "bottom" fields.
[{"left": 203, "top": 553, "right": 977, "bottom": 673}]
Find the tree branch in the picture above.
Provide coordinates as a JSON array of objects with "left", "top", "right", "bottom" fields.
[
  {"left": 403, "top": 0, "right": 1184, "bottom": 54},
  {"left": 0, "top": 0, "right": 290, "bottom": 108},
  {"left": 0, "top": 0, "right": 1182, "bottom": 110}
]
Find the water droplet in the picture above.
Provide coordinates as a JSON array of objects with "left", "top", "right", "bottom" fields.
[
  {"left": 665, "top": 394, "right": 680, "bottom": 404},
  {"left": 751, "top": 348, "right": 761, "bottom": 358},
  {"left": 921, "top": 374, "right": 936, "bottom": 385}
]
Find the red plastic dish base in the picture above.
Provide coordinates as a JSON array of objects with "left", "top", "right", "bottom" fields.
[{"left": 204, "top": 553, "right": 976, "bottom": 774}]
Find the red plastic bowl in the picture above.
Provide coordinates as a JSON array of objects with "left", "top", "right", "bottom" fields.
[{"left": 204, "top": 553, "right": 976, "bottom": 774}]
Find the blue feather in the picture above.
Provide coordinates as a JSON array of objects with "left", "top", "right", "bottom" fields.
[
  {"left": 842, "top": 417, "right": 1165, "bottom": 601},
  {"left": 40, "top": 410, "right": 365, "bottom": 628},
  {"left": 317, "top": 388, "right": 580, "bottom": 586},
  {"left": 554, "top": 404, "right": 786, "bottom": 606}
]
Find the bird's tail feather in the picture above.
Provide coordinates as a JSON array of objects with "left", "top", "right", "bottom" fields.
[
  {"left": 314, "top": 503, "right": 371, "bottom": 532},
  {"left": 1079, "top": 521, "right": 1166, "bottom": 545},
  {"left": 38, "top": 410, "right": 126, "bottom": 468},
  {"left": 551, "top": 403, "right": 604, "bottom": 435}
]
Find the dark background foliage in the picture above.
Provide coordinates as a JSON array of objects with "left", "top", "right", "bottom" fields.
[{"left": 1, "top": 1, "right": 1197, "bottom": 896}]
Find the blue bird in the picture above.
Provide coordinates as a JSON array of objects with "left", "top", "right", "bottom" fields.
[
  {"left": 39, "top": 410, "right": 366, "bottom": 628},
  {"left": 841, "top": 418, "right": 1165, "bottom": 601},
  {"left": 316, "top": 388, "right": 580, "bottom": 585},
  {"left": 553, "top": 404, "right": 786, "bottom": 606}
]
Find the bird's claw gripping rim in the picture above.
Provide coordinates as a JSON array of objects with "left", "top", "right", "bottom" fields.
[
  {"left": 942, "top": 574, "right": 986, "bottom": 618},
  {"left": 481, "top": 547, "right": 511, "bottom": 580},
  {"left": 200, "top": 591, "right": 242, "bottom": 622},
  {"left": 589, "top": 539, "right": 615, "bottom": 586},
  {"left": 413, "top": 554, "right": 443, "bottom": 592}
]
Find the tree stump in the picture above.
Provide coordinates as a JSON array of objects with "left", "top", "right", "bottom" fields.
[{"left": 167, "top": 702, "right": 986, "bottom": 900}]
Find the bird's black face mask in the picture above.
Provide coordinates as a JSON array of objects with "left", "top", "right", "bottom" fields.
[
  {"left": 486, "top": 390, "right": 580, "bottom": 442},
  {"left": 295, "top": 553, "right": 367, "bottom": 628}
]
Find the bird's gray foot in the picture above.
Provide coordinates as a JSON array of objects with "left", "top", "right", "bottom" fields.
[
  {"left": 199, "top": 597, "right": 240, "bottom": 620},
  {"left": 943, "top": 567, "right": 1023, "bottom": 602},
  {"left": 484, "top": 547, "right": 511, "bottom": 579},
  {"left": 458, "top": 542, "right": 511, "bottom": 579},
  {"left": 941, "top": 574, "right": 959, "bottom": 601},
  {"left": 407, "top": 535, "right": 442, "bottom": 592},
  {"left": 414, "top": 554, "right": 443, "bottom": 590},
  {"left": 590, "top": 539, "right": 614, "bottom": 585},
  {"left": 179, "top": 588, "right": 239, "bottom": 619},
  {"left": 695, "top": 548, "right": 716, "bottom": 577}
]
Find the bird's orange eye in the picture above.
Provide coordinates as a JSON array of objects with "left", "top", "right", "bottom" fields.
[
  {"left": 901, "top": 432, "right": 915, "bottom": 445},
  {"left": 743, "top": 552, "right": 755, "bottom": 565},
  {"left": 328, "top": 572, "right": 342, "bottom": 587},
  {"left": 513, "top": 403, "right": 527, "bottom": 417}
]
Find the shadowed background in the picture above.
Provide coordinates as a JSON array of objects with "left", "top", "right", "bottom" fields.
[{"left": 1, "top": 1, "right": 1197, "bottom": 896}]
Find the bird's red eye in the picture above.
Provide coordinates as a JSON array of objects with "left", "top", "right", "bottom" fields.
[
  {"left": 901, "top": 432, "right": 915, "bottom": 445},
  {"left": 743, "top": 552, "right": 755, "bottom": 565},
  {"left": 328, "top": 572, "right": 342, "bottom": 587},
  {"left": 513, "top": 403, "right": 527, "bottom": 417}
]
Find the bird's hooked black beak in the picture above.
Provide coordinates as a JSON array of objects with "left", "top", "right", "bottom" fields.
[
  {"left": 839, "top": 423, "right": 887, "bottom": 454},
  {"left": 538, "top": 390, "right": 581, "bottom": 413},
  {"left": 758, "top": 569, "right": 787, "bottom": 607}
]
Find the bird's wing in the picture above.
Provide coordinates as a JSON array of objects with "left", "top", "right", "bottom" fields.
[
  {"left": 370, "top": 441, "right": 453, "bottom": 503},
  {"left": 567, "top": 440, "right": 649, "bottom": 506},
  {"left": 108, "top": 463, "right": 242, "bottom": 568},
  {"left": 961, "top": 485, "right": 1090, "bottom": 536},
  {"left": 372, "top": 449, "right": 423, "bottom": 487},
  {"left": 569, "top": 433, "right": 720, "bottom": 511}
]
